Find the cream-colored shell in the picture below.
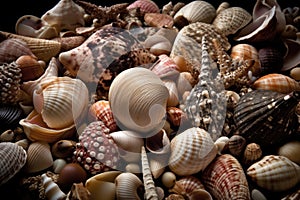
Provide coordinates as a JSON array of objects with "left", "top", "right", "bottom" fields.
[
  {"left": 277, "top": 141, "right": 300, "bottom": 165},
  {"left": 115, "top": 172, "right": 143, "bottom": 200},
  {"left": 168, "top": 127, "right": 217, "bottom": 176},
  {"left": 41, "top": 173, "right": 66, "bottom": 200}
]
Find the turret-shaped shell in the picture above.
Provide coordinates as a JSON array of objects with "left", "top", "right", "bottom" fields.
[
  {"left": 247, "top": 155, "right": 300, "bottom": 192},
  {"left": 109, "top": 67, "right": 169, "bottom": 138},
  {"left": 41, "top": 173, "right": 67, "bottom": 200},
  {"left": 201, "top": 154, "right": 251, "bottom": 200},
  {"left": 168, "top": 127, "right": 217, "bottom": 176}
]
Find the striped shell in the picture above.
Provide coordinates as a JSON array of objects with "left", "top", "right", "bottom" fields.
[
  {"left": 247, "top": 155, "right": 300, "bottom": 192},
  {"left": 169, "top": 175, "right": 205, "bottom": 196},
  {"left": 228, "top": 135, "right": 247, "bottom": 157},
  {"left": 258, "top": 45, "right": 284, "bottom": 74},
  {"left": 127, "top": 0, "right": 160, "bottom": 14},
  {"left": 0, "top": 142, "right": 27, "bottom": 185},
  {"left": 277, "top": 140, "right": 300, "bottom": 165},
  {"left": 201, "top": 154, "right": 251, "bottom": 200},
  {"left": 252, "top": 73, "right": 300, "bottom": 93},
  {"left": 168, "top": 127, "right": 217, "bottom": 176},
  {"left": 0, "top": 105, "right": 24, "bottom": 132},
  {"left": 212, "top": 7, "right": 252, "bottom": 36},
  {"left": 242, "top": 143, "right": 262, "bottom": 166}
]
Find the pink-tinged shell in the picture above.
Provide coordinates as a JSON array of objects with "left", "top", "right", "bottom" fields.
[
  {"left": 168, "top": 127, "right": 217, "bottom": 176},
  {"left": 16, "top": 55, "right": 45, "bottom": 82},
  {"left": 73, "top": 121, "right": 120, "bottom": 175},
  {"left": 144, "top": 13, "right": 174, "bottom": 28},
  {"left": 166, "top": 106, "right": 188, "bottom": 127},
  {"left": 169, "top": 175, "right": 205, "bottom": 196},
  {"left": 88, "top": 100, "right": 117, "bottom": 132},
  {"left": 201, "top": 154, "right": 251, "bottom": 200},
  {"left": 151, "top": 54, "right": 180, "bottom": 78},
  {"left": 242, "top": 143, "right": 262, "bottom": 167},
  {"left": 247, "top": 155, "right": 300, "bottom": 192},
  {"left": 252, "top": 73, "right": 300, "bottom": 93},
  {"left": 127, "top": 0, "right": 160, "bottom": 14},
  {"left": 0, "top": 142, "right": 27, "bottom": 185}
]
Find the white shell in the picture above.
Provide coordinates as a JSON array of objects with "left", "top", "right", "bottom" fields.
[
  {"left": 41, "top": 173, "right": 66, "bottom": 200},
  {"left": 115, "top": 172, "right": 143, "bottom": 200}
]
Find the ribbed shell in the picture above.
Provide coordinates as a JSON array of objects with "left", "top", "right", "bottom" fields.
[
  {"left": 0, "top": 142, "right": 27, "bottom": 185},
  {"left": 247, "top": 155, "right": 300, "bottom": 192},
  {"left": 242, "top": 143, "right": 262, "bottom": 166},
  {"left": 127, "top": 0, "right": 160, "bottom": 14},
  {"left": 0, "top": 105, "right": 24, "bottom": 131},
  {"left": 234, "top": 89, "right": 300, "bottom": 147},
  {"left": 168, "top": 127, "right": 217, "bottom": 176},
  {"left": 201, "top": 154, "right": 251, "bottom": 200},
  {"left": 170, "top": 176, "right": 205, "bottom": 196}
]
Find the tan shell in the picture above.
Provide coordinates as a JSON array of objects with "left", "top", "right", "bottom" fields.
[
  {"left": 114, "top": 172, "right": 143, "bottom": 200},
  {"left": 277, "top": 141, "right": 300, "bottom": 165},
  {"left": 169, "top": 175, "right": 205, "bottom": 196},
  {"left": 161, "top": 171, "right": 177, "bottom": 188},
  {"left": 144, "top": 13, "right": 174, "bottom": 28},
  {"left": 16, "top": 55, "right": 45, "bottom": 82},
  {"left": 242, "top": 143, "right": 262, "bottom": 166},
  {"left": 163, "top": 80, "right": 180, "bottom": 107},
  {"left": 168, "top": 127, "right": 217, "bottom": 176},
  {"left": 247, "top": 155, "right": 300, "bottom": 192},
  {"left": 228, "top": 135, "right": 247, "bottom": 157}
]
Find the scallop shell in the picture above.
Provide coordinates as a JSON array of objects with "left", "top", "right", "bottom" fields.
[
  {"left": 41, "top": 0, "right": 85, "bottom": 32},
  {"left": 16, "top": 55, "right": 45, "bottom": 82},
  {"left": 168, "top": 127, "right": 217, "bottom": 176},
  {"left": 109, "top": 67, "right": 169, "bottom": 137},
  {"left": 114, "top": 172, "right": 143, "bottom": 200},
  {"left": 242, "top": 143, "right": 262, "bottom": 167},
  {"left": 24, "top": 141, "right": 54, "bottom": 173},
  {"left": 0, "top": 142, "right": 27, "bottom": 185},
  {"left": 278, "top": 140, "right": 300, "bottom": 165},
  {"left": 212, "top": 7, "right": 252, "bottom": 36},
  {"left": 252, "top": 73, "right": 300, "bottom": 93},
  {"left": 127, "top": 0, "right": 160, "bottom": 14},
  {"left": 201, "top": 154, "right": 251, "bottom": 200},
  {"left": 150, "top": 54, "right": 180, "bottom": 78},
  {"left": 247, "top": 155, "right": 300, "bottom": 192}
]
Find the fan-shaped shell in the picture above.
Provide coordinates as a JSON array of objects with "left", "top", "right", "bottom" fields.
[
  {"left": 168, "top": 127, "right": 217, "bottom": 176},
  {"left": 109, "top": 67, "right": 169, "bottom": 137},
  {"left": 0, "top": 142, "right": 27, "bottom": 185}
]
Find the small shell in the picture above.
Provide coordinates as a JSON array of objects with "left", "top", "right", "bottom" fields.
[
  {"left": 0, "top": 142, "right": 27, "bottom": 185},
  {"left": 247, "top": 155, "right": 300, "bottom": 192},
  {"left": 228, "top": 135, "right": 247, "bottom": 157},
  {"left": 16, "top": 55, "right": 45, "bottom": 82},
  {"left": 0, "top": 105, "right": 24, "bottom": 131},
  {"left": 41, "top": 173, "right": 67, "bottom": 200},
  {"left": 252, "top": 73, "right": 300, "bottom": 93},
  {"left": 166, "top": 106, "right": 188, "bottom": 127},
  {"left": 144, "top": 13, "right": 174, "bottom": 28},
  {"left": 251, "top": 189, "right": 267, "bottom": 200},
  {"left": 53, "top": 158, "right": 67, "bottom": 174},
  {"left": 258, "top": 45, "right": 284, "bottom": 74},
  {"left": 127, "top": 0, "right": 160, "bottom": 14},
  {"left": 0, "top": 129, "right": 15, "bottom": 142},
  {"left": 169, "top": 175, "right": 205, "bottom": 196},
  {"left": 277, "top": 140, "right": 300, "bottom": 165},
  {"left": 168, "top": 127, "right": 217, "bottom": 176},
  {"left": 214, "top": 136, "right": 229, "bottom": 155},
  {"left": 161, "top": 171, "right": 177, "bottom": 188},
  {"left": 51, "top": 139, "right": 76, "bottom": 158},
  {"left": 290, "top": 67, "right": 300, "bottom": 81},
  {"left": 242, "top": 143, "right": 262, "bottom": 166},
  {"left": 115, "top": 172, "right": 143, "bottom": 200},
  {"left": 163, "top": 80, "right": 180, "bottom": 107},
  {"left": 150, "top": 54, "right": 180, "bottom": 78}
]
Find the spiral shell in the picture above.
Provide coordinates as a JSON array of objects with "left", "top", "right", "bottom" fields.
[
  {"left": 41, "top": 173, "right": 67, "bottom": 200},
  {"left": 168, "top": 127, "right": 217, "bottom": 176}
]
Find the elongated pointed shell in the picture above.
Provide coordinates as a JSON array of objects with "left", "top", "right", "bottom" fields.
[
  {"left": 247, "top": 155, "right": 300, "bottom": 192},
  {"left": 168, "top": 127, "right": 217, "bottom": 176},
  {"left": 201, "top": 154, "right": 251, "bottom": 200}
]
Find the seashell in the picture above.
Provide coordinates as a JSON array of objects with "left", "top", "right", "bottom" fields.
[
  {"left": 66, "top": 182, "right": 91, "bottom": 200},
  {"left": 247, "top": 155, "right": 300, "bottom": 192},
  {"left": 73, "top": 121, "right": 120, "bottom": 174},
  {"left": 251, "top": 189, "right": 267, "bottom": 200},
  {"left": 281, "top": 186, "right": 300, "bottom": 200},
  {"left": 41, "top": 0, "right": 85, "bottom": 32},
  {"left": 252, "top": 73, "right": 300, "bottom": 93},
  {"left": 0, "top": 129, "right": 15, "bottom": 142},
  {"left": 85, "top": 170, "right": 122, "bottom": 200},
  {"left": 228, "top": 135, "right": 247, "bottom": 157},
  {"left": 166, "top": 106, "right": 188, "bottom": 127},
  {"left": 0, "top": 142, "right": 27, "bottom": 185},
  {"left": 0, "top": 105, "right": 24, "bottom": 132},
  {"left": 282, "top": 38, "right": 300, "bottom": 71},
  {"left": 150, "top": 54, "right": 180, "bottom": 78},
  {"left": 176, "top": 72, "right": 196, "bottom": 100},
  {"left": 53, "top": 158, "right": 67, "bottom": 173},
  {"left": 277, "top": 140, "right": 300, "bottom": 165},
  {"left": 290, "top": 67, "right": 300, "bottom": 81},
  {"left": 15, "top": 138, "right": 30, "bottom": 150},
  {"left": 165, "top": 194, "right": 185, "bottom": 200},
  {"left": 125, "top": 163, "right": 141, "bottom": 174},
  {"left": 15, "top": 15, "right": 58, "bottom": 39},
  {"left": 88, "top": 100, "right": 117, "bottom": 132},
  {"left": 242, "top": 143, "right": 262, "bottom": 167},
  {"left": 214, "top": 136, "right": 229, "bottom": 155},
  {"left": 258, "top": 44, "right": 284, "bottom": 74},
  {"left": 144, "top": 34, "right": 172, "bottom": 56},
  {"left": 114, "top": 172, "right": 143, "bottom": 200},
  {"left": 281, "top": 24, "right": 298, "bottom": 39},
  {"left": 163, "top": 80, "right": 180, "bottom": 107},
  {"left": 169, "top": 176, "right": 205, "bottom": 197},
  {"left": 110, "top": 130, "right": 144, "bottom": 163},
  {"left": 168, "top": 127, "right": 218, "bottom": 176},
  {"left": 230, "top": 43, "right": 261, "bottom": 76},
  {"left": 109, "top": 67, "right": 169, "bottom": 138},
  {"left": 187, "top": 189, "right": 213, "bottom": 200},
  {"left": 201, "top": 154, "right": 251, "bottom": 200},
  {"left": 0, "top": 62, "right": 22, "bottom": 105},
  {"left": 16, "top": 55, "right": 45, "bottom": 82},
  {"left": 161, "top": 171, "right": 177, "bottom": 189},
  {"left": 234, "top": 89, "right": 300, "bottom": 148},
  {"left": 0, "top": 31, "right": 61, "bottom": 62},
  {"left": 212, "top": 7, "right": 252, "bottom": 36},
  {"left": 51, "top": 139, "right": 76, "bottom": 158},
  {"left": 173, "top": 1, "right": 216, "bottom": 26},
  {"left": 144, "top": 13, "right": 174, "bottom": 28},
  {"left": 52, "top": 35, "right": 86, "bottom": 52},
  {"left": 216, "top": 2, "right": 230, "bottom": 15},
  {"left": 41, "top": 173, "right": 67, "bottom": 200},
  {"left": 0, "top": 38, "right": 36, "bottom": 64},
  {"left": 24, "top": 141, "right": 53, "bottom": 173},
  {"left": 127, "top": 0, "right": 160, "bottom": 14}
]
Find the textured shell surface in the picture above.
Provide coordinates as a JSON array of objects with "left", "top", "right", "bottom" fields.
[
  {"left": 201, "top": 154, "right": 251, "bottom": 200},
  {"left": 41, "top": 173, "right": 67, "bottom": 200},
  {"left": 127, "top": 0, "right": 160, "bottom": 14},
  {"left": 242, "top": 143, "right": 262, "bottom": 166},
  {"left": 144, "top": 13, "right": 174, "bottom": 28},
  {"left": 212, "top": 6, "right": 252, "bottom": 36},
  {"left": 247, "top": 155, "right": 300, "bottom": 192},
  {"left": 169, "top": 175, "right": 205, "bottom": 196},
  {"left": 0, "top": 142, "right": 27, "bottom": 185},
  {"left": 114, "top": 172, "right": 143, "bottom": 200},
  {"left": 258, "top": 45, "right": 284, "bottom": 74},
  {"left": 168, "top": 127, "right": 217, "bottom": 176},
  {"left": 228, "top": 135, "right": 247, "bottom": 157},
  {"left": 16, "top": 55, "right": 45, "bottom": 82}
]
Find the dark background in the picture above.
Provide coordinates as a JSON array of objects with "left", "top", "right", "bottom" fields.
[{"left": 0, "top": 0, "right": 298, "bottom": 33}]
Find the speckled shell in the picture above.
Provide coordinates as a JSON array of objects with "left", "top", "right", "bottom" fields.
[
  {"left": 0, "top": 142, "right": 27, "bottom": 185},
  {"left": 234, "top": 89, "right": 300, "bottom": 147},
  {"left": 201, "top": 154, "right": 251, "bottom": 200},
  {"left": 127, "top": 0, "right": 160, "bottom": 14},
  {"left": 247, "top": 155, "right": 300, "bottom": 192},
  {"left": 252, "top": 73, "right": 300, "bottom": 93},
  {"left": 41, "top": 0, "right": 85, "bottom": 32},
  {"left": 168, "top": 127, "right": 217, "bottom": 176},
  {"left": 213, "top": 7, "right": 252, "bottom": 36},
  {"left": 109, "top": 67, "right": 169, "bottom": 137}
]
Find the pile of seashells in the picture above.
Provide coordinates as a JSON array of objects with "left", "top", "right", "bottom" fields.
[{"left": 1, "top": 0, "right": 300, "bottom": 199}]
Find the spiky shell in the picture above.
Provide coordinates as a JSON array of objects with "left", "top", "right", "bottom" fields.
[
  {"left": 234, "top": 89, "right": 300, "bottom": 147},
  {"left": 247, "top": 155, "right": 300, "bottom": 192},
  {"left": 201, "top": 154, "right": 251, "bottom": 200},
  {"left": 0, "top": 142, "right": 27, "bottom": 185},
  {"left": 168, "top": 127, "right": 217, "bottom": 176}
]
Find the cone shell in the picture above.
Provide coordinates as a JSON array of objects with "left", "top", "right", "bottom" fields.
[
  {"left": 168, "top": 127, "right": 217, "bottom": 176},
  {"left": 277, "top": 141, "right": 300, "bottom": 165},
  {"left": 0, "top": 142, "right": 27, "bottom": 185},
  {"left": 201, "top": 154, "right": 251, "bottom": 200},
  {"left": 212, "top": 7, "right": 252, "bottom": 36},
  {"left": 252, "top": 73, "right": 300, "bottom": 93},
  {"left": 247, "top": 155, "right": 300, "bottom": 192}
]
